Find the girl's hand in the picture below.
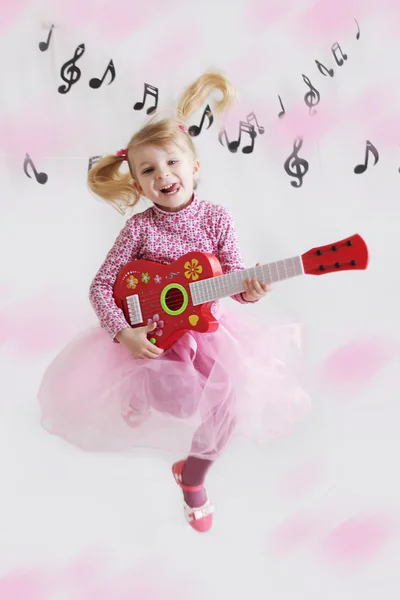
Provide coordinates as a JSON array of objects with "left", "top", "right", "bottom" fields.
[
  {"left": 115, "top": 322, "right": 164, "bottom": 359},
  {"left": 242, "top": 262, "right": 271, "bottom": 302}
]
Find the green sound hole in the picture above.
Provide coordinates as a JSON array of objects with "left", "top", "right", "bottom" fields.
[{"left": 160, "top": 283, "right": 188, "bottom": 316}]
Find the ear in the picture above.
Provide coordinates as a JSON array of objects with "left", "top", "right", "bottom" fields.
[
  {"left": 193, "top": 158, "right": 200, "bottom": 179},
  {"left": 132, "top": 179, "right": 143, "bottom": 193}
]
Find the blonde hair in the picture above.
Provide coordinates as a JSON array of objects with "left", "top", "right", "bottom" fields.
[{"left": 87, "top": 71, "right": 237, "bottom": 214}]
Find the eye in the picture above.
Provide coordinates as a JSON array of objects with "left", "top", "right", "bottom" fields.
[
  {"left": 169, "top": 160, "right": 178, "bottom": 165},
  {"left": 142, "top": 167, "right": 153, "bottom": 174}
]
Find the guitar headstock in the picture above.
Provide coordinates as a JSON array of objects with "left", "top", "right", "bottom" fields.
[{"left": 301, "top": 234, "right": 369, "bottom": 276}]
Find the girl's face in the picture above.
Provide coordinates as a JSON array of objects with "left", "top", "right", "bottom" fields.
[{"left": 130, "top": 143, "right": 200, "bottom": 212}]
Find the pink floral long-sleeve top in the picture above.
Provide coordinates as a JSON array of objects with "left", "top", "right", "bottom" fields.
[{"left": 89, "top": 193, "right": 254, "bottom": 340}]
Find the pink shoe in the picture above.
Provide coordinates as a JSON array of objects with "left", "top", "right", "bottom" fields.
[{"left": 172, "top": 460, "right": 214, "bottom": 533}]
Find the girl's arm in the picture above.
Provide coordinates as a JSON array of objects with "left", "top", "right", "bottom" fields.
[
  {"left": 89, "top": 217, "right": 142, "bottom": 341},
  {"left": 215, "top": 206, "right": 259, "bottom": 304}
]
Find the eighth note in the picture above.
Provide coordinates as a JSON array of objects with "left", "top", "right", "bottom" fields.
[
  {"left": 23, "top": 153, "right": 48, "bottom": 184},
  {"left": 58, "top": 43, "right": 85, "bottom": 94},
  {"left": 89, "top": 59, "right": 116, "bottom": 89},
  {"left": 302, "top": 74, "right": 321, "bottom": 116},
  {"left": 354, "top": 140, "right": 379, "bottom": 174},
  {"left": 315, "top": 59, "right": 334, "bottom": 78},
  {"left": 39, "top": 24, "right": 54, "bottom": 52},
  {"left": 355, "top": 18, "right": 360, "bottom": 40},
  {"left": 188, "top": 104, "right": 213, "bottom": 136},
  {"left": 331, "top": 42, "right": 348, "bottom": 67},
  {"left": 284, "top": 137, "right": 309, "bottom": 188},
  {"left": 134, "top": 83, "right": 158, "bottom": 114},
  {"left": 218, "top": 122, "right": 256, "bottom": 154},
  {"left": 278, "top": 95, "right": 286, "bottom": 119}
]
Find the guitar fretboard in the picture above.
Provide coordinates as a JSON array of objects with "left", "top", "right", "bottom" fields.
[{"left": 190, "top": 255, "right": 303, "bottom": 305}]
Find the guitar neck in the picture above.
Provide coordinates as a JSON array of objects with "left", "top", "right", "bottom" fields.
[{"left": 190, "top": 255, "right": 304, "bottom": 305}]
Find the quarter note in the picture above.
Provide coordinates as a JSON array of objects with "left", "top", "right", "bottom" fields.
[
  {"left": 284, "top": 137, "right": 309, "bottom": 188},
  {"left": 58, "top": 43, "right": 85, "bottom": 94},
  {"left": 302, "top": 74, "right": 320, "bottom": 116},
  {"left": 246, "top": 112, "right": 265, "bottom": 134},
  {"left": 354, "top": 18, "right": 360, "bottom": 40},
  {"left": 134, "top": 83, "right": 158, "bottom": 114},
  {"left": 331, "top": 42, "right": 348, "bottom": 66},
  {"left": 315, "top": 59, "right": 334, "bottom": 78},
  {"left": 188, "top": 104, "right": 213, "bottom": 136},
  {"left": 89, "top": 59, "right": 116, "bottom": 89},
  {"left": 23, "top": 153, "right": 48, "bottom": 184},
  {"left": 354, "top": 140, "right": 379, "bottom": 174},
  {"left": 218, "top": 122, "right": 256, "bottom": 154},
  {"left": 39, "top": 24, "right": 54, "bottom": 52},
  {"left": 278, "top": 95, "right": 286, "bottom": 119}
]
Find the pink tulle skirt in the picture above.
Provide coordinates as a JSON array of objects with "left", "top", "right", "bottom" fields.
[{"left": 37, "top": 304, "right": 311, "bottom": 459}]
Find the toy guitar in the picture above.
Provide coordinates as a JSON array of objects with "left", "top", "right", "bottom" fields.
[{"left": 113, "top": 234, "right": 369, "bottom": 351}]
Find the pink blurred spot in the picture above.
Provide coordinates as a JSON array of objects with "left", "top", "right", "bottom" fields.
[
  {"left": 0, "top": 0, "right": 31, "bottom": 35},
  {"left": 53, "top": 0, "right": 181, "bottom": 38},
  {"left": 0, "top": 555, "right": 196, "bottom": 600},
  {"left": 320, "top": 514, "right": 393, "bottom": 566},
  {"left": 296, "top": 0, "right": 364, "bottom": 39},
  {"left": 0, "top": 97, "right": 90, "bottom": 164},
  {"left": 278, "top": 459, "right": 325, "bottom": 499},
  {"left": 0, "top": 289, "right": 89, "bottom": 359},
  {"left": 320, "top": 335, "right": 399, "bottom": 388},
  {"left": 0, "top": 571, "right": 43, "bottom": 600},
  {"left": 245, "top": 0, "right": 297, "bottom": 34},
  {"left": 269, "top": 511, "right": 325, "bottom": 554},
  {"left": 137, "top": 23, "right": 202, "bottom": 80}
]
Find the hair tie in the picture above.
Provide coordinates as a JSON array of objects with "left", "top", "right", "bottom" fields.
[
  {"left": 116, "top": 148, "right": 128, "bottom": 160},
  {"left": 179, "top": 125, "right": 188, "bottom": 133}
]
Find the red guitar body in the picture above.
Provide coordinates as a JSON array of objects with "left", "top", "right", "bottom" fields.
[
  {"left": 114, "top": 252, "right": 223, "bottom": 350},
  {"left": 113, "top": 234, "right": 369, "bottom": 351}
]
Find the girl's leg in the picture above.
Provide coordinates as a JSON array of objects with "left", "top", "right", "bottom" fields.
[{"left": 182, "top": 403, "right": 236, "bottom": 508}]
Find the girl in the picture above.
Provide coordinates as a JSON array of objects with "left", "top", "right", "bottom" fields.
[{"left": 38, "top": 72, "right": 310, "bottom": 533}]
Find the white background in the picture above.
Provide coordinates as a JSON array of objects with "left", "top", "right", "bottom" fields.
[{"left": 1, "top": 0, "right": 400, "bottom": 598}]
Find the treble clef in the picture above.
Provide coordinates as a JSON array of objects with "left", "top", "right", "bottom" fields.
[
  {"left": 302, "top": 74, "right": 320, "bottom": 116},
  {"left": 284, "top": 137, "right": 309, "bottom": 188},
  {"left": 58, "top": 43, "right": 85, "bottom": 94}
]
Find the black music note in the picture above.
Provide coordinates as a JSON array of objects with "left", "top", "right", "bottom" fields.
[
  {"left": 39, "top": 24, "right": 54, "bottom": 52},
  {"left": 278, "top": 95, "right": 286, "bottom": 119},
  {"left": 58, "top": 43, "right": 85, "bottom": 94},
  {"left": 89, "top": 59, "right": 116, "bottom": 89},
  {"left": 23, "top": 153, "right": 48, "bottom": 184},
  {"left": 246, "top": 112, "right": 265, "bottom": 134},
  {"left": 355, "top": 18, "right": 360, "bottom": 40},
  {"left": 331, "top": 42, "right": 348, "bottom": 66},
  {"left": 218, "top": 122, "right": 256, "bottom": 154},
  {"left": 302, "top": 74, "right": 320, "bottom": 116},
  {"left": 134, "top": 83, "right": 158, "bottom": 114},
  {"left": 188, "top": 104, "right": 213, "bottom": 136},
  {"left": 315, "top": 59, "right": 334, "bottom": 77},
  {"left": 354, "top": 140, "right": 379, "bottom": 174},
  {"left": 284, "top": 137, "right": 309, "bottom": 188},
  {"left": 88, "top": 155, "right": 102, "bottom": 171}
]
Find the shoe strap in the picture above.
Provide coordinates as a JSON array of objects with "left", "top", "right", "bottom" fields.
[{"left": 174, "top": 471, "right": 204, "bottom": 493}]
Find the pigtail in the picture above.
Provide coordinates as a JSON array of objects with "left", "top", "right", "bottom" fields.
[
  {"left": 87, "top": 154, "right": 140, "bottom": 215},
  {"left": 177, "top": 70, "right": 238, "bottom": 122}
]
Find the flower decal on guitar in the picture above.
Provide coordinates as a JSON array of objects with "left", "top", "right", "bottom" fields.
[
  {"left": 126, "top": 275, "right": 139, "bottom": 289},
  {"left": 141, "top": 272, "right": 151, "bottom": 284},
  {"left": 184, "top": 258, "right": 203, "bottom": 281},
  {"left": 147, "top": 314, "right": 164, "bottom": 336},
  {"left": 154, "top": 275, "right": 162, "bottom": 284}
]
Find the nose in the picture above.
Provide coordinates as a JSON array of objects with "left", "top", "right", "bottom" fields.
[{"left": 155, "top": 166, "right": 170, "bottom": 179}]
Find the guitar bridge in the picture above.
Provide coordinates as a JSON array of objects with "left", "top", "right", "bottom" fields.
[{"left": 126, "top": 294, "right": 143, "bottom": 326}]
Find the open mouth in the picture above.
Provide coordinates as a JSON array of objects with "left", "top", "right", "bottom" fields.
[{"left": 160, "top": 182, "right": 180, "bottom": 196}]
